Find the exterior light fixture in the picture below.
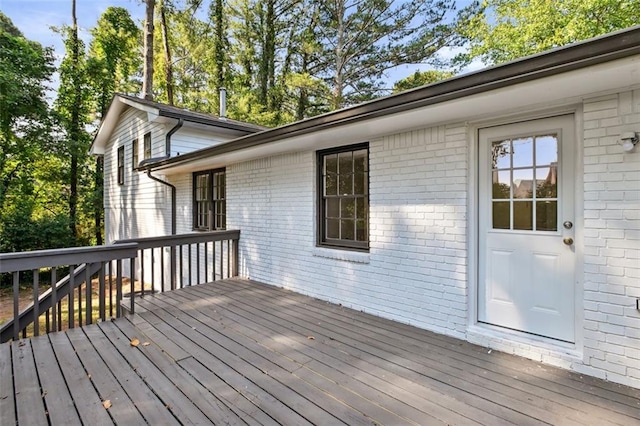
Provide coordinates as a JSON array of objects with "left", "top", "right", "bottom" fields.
[{"left": 620, "top": 131, "right": 638, "bottom": 152}]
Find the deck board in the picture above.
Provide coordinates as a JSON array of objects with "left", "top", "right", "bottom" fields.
[
  {"left": 11, "top": 340, "right": 48, "bottom": 426},
  {"left": 30, "top": 336, "right": 81, "bottom": 425},
  {"left": 2, "top": 278, "right": 639, "bottom": 425}
]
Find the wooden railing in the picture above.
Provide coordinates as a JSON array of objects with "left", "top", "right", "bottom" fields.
[{"left": 0, "top": 230, "right": 239, "bottom": 343}]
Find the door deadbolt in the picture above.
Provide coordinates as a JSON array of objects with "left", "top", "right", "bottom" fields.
[
  {"left": 563, "top": 221, "right": 573, "bottom": 230},
  {"left": 563, "top": 237, "right": 574, "bottom": 246}
]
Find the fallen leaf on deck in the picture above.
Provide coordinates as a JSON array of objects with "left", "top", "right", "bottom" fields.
[
  {"left": 307, "top": 336, "right": 315, "bottom": 340},
  {"left": 130, "top": 338, "right": 140, "bottom": 347},
  {"left": 18, "top": 341, "right": 25, "bottom": 347},
  {"left": 103, "top": 400, "right": 112, "bottom": 409},
  {"left": 142, "top": 342, "right": 150, "bottom": 346}
]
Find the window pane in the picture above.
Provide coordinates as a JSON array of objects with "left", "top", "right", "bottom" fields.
[
  {"left": 356, "top": 220, "right": 367, "bottom": 241},
  {"left": 354, "top": 172, "right": 366, "bottom": 195},
  {"left": 341, "top": 219, "right": 355, "bottom": 240},
  {"left": 513, "top": 168, "right": 534, "bottom": 199},
  {"left": 492, "top": 140, "right": 511, "bottom": 169},
  {"left": 341, "top": 197, "right": 355, "bottom": 219},
  {"left": 355, "top": 197, "right": 366, "bottom": 219},
  {"left": 512, "top": 137, "right": 533, "bottom": 168},
  {"left": 338, "top": 151, "right": 353, "bottom": 174},
  {"left": 536, "top": 135, "right": 557, "bottom": 166},
  {"left": 325, "top": 154, "right": 337, "bottom": 174},
  {"left": 492, "top": 170, "right": 510, "bottom": 199},
  {"left": 339, "top": 173, "right": 353, "bottom": 195},
  {"left": 492, "top": 202, "right": 510, "bottom": 229},
  {"left": 513, "top": 201, "right": 533, "bottom": 230},
  {"left": 536, "top": 167, "right": 557, "bottom": 198},
  {"left": 326, "top": 219, "right": 339, "bottom": 239},
  {"left": 353, "top": 149, "right": 367, "bottom": 173},
  {"left": 536, "top": 201, "right": 557, "bottom": 231},
  {"left": 325, "top": 173, "right": 337, "bottom": 196},
  {"left": 326, "top": 198, "right": 339, "bottom": 218}
]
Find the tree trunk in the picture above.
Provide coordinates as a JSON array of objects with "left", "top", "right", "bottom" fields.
[
  {"left": 333, "top": 0, "right": 345, "bottom": 110},
  {"left": 159, "top": 0, "right": 174, "bottom": 105},
  {"left": 69, "top": 0, "right": 80, "bottom": 240},
  {"left": 143, "top": 0, "right": 156, "bottom": 101},
  {"left": 213, "top": 0, "right": 225, "bottom": 111}
]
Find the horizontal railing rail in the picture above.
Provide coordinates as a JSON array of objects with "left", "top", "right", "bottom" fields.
[{"left": 0, "top": 230, "right": 239, "bottom": 343}]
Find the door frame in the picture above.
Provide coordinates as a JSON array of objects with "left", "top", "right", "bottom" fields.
[{"left": 467, "top": 106, "right": 585, "bottom": 354}]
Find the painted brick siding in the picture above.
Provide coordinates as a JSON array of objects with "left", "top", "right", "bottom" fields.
[
  {"left": 226, "top": 124, "right": 468, "bottom": 338},
  {"left": 581, "top": 90, "right": 640, "bottom": 389}
]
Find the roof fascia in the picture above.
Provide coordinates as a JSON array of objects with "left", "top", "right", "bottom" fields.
[{"left": 145, "top": 26, "right": 640, "bottom": 172}]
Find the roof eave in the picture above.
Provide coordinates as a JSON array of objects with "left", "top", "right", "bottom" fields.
[{"left": 145, "top": 26, "right": 640, "bottom": 172}]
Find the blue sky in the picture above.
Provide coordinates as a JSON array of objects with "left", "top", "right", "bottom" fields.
[{"left": 1, "top": 0, "right": 482, "bottom": 102}]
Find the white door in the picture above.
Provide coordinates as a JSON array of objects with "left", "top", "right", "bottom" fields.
[{"left": 478, "top": 115, "right": 576, "bottom": 342}]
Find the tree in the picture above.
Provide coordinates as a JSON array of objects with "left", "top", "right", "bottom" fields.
[
  {"left": 87, "top": 6, "right": 141, "bottom": 117},
  {"left": 392, "top": 70, "right": 455, "bottom": 93},
  {"left": 158, "top": 0, "right": 175, "bottom": 105},
  {"left": 314, "top": 0, "right": 475, "bottom": 109},
  {"left": 0, "top": 13, "right": 76, "bottom": 255},
  {"left": 143, "top": 0, "right": 156, "bottom": 100},
  {"left": 461, "top": 0, "right": 640, "bottom": 65},
  {"left": 87, "top": 6, "right": 141, "bottom": 245},
  {"left": 0, "top": 13, "right": 54, "bottom": 211}
]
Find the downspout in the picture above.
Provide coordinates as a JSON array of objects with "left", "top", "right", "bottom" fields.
[
  {"left": 165, "top": 118, "right": 183, "bottom": 157},
  {"left": 146, "top": 170, "right": 176, "bottom": 235}
]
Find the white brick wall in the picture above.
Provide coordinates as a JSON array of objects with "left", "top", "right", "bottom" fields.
[
  {"left": 227, "top": 124, "right": 469, "bottom": 339},
  {"left": 581, "top": 91, "right": 640, "bottom": 388}
]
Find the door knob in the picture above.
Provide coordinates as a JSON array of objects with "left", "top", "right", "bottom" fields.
[{"left": 563, "top": 237, "right": 574, "bottom": 246}]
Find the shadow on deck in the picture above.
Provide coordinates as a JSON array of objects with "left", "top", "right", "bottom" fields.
[{"left": 2, "top": 278, "right": 639, "bottom": 425}]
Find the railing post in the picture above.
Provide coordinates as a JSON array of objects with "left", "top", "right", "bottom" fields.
[
  {"left": 234, "top": 237, "right": 239, "bottom": 277},
  {"left": 51, "top": 267, "right": 57, "bottom": 332},
  {"left": 140, "top": 250, "right": 145, "bottom": 297},
  {"left": 99, "top": 263, "right": 105, "bottom": 321},
  {"left": 32, "top": 269, "right": 39, "bottom": 337},
  {"left": 69, "top": 265, "right": 75, "bottom": 329},
  {"left": 130, "top": 257, "right": 135, "bottom": 315},
  {"left": 85, "top": 264, "right": 92, "bottom": 325},
  {"left": 13, "top": 271, "right": 20, "bottom": 341},
  {"left": 116, "top": 260, "right": 122, "bottom": 317},
  {"left": 170, "top": 246, "right": 176, "bottom": 290}
]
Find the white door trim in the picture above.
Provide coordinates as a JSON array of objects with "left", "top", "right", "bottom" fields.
[{"left": 466, "top": 108, "right": 584, "bottom": 356}]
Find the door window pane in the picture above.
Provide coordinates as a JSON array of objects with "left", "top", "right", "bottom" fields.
[
  {"left": 513, "top": 201, "right": 533, "bottom": 230},
  {"left": 492, "top": 202, "right": 510, "bottom": 229},
  {"left": 492, "top": 140, "right": 511, "bottom": 169},
  {"left": 536, "top": 167, "right": 557, "bottom": 198},
  {"left": 513, "top": 168, "right": 534, "bottom": 199},
  {"left": 536, "top": 135, "right": 557, "bottom": 166},
  {"left": 536, "top": 201, "right": 557, "bottom": 231},
  {"left": 492, "top": 171, "right": 511, "bottom": 199},
  {"left": 512, "top": 137, "right": 533, "bottom": 168}
]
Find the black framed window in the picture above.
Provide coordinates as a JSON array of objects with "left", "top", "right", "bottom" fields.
[
  {"left": 132, "top": 138, "right": 138, "bottom": 170},
  {"left": 117, "top": 146, "right": 125, "bottom": 185},
  {"left": 193, "top": 168, "right": 226, "bottom": 230},
  {"left": 143, "top": 132, "right": 151, "bottom": 159},
  {"left": 318, "top": 143, "right": 369, "bottom": 250}
]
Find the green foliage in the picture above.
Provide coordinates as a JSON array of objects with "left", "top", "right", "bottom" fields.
[
  {"left": 392, "top": 70, "right": 455, "bottom": 93},
  {"left": 461, "top": 0, "right": 640, "bottom": 65},
  {"left": 87, "top": 6, "right": 142, "bottom": 118},
  {"left": 314, "top": 0, "right": 477, "bottom": 109}
]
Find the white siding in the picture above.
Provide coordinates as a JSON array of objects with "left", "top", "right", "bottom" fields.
[
  {"left": 103, "top": 108, "right": 171, "bottom": 243},
  {"left": 170, "top": 128, "right": 238, "bottom": 157}
]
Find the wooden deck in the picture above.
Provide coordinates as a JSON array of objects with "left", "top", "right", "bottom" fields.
[{"left": 2, "top": 278, "right": 639, "bottom": 425}]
